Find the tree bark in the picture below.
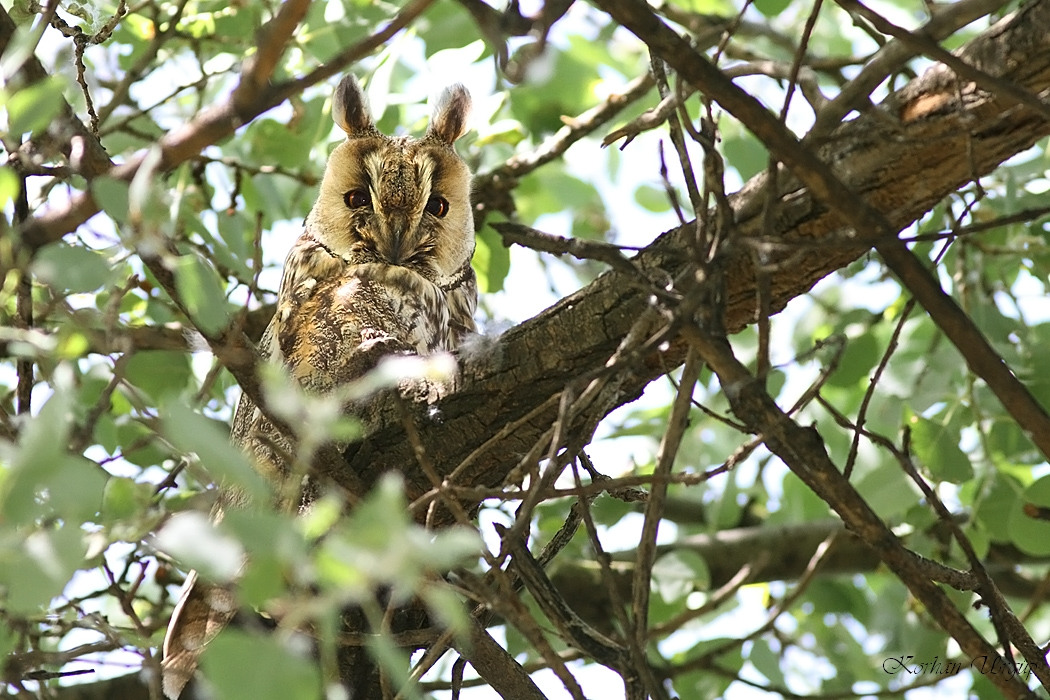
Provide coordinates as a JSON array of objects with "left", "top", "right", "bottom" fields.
[{"left": 345, "top": 0, "right": 1050, "bottom": 500}]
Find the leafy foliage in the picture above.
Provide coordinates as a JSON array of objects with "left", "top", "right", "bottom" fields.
[{"left": 2, "top": 0, "right": 1050, "bottom": 698}]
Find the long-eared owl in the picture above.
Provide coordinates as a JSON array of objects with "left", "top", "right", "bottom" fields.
[
  {"left": 161, "top": 75, "right": 476, "bottom": 699},
  {"left": 237, "top": 73, "right": 477, "bottom": 497}
]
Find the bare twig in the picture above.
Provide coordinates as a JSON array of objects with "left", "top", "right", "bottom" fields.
[
  {"left": 596, "top": 0, "right": 1050, "bottom": 465},
  {"left": 630, "top": 351, "right": 699, "bottom": 700},
  {"left": 807, "top": 0, "right": 1011, "bottom": 139},
  {"left": 835, "top": 0, "right": 1050, "bottom": 123}
]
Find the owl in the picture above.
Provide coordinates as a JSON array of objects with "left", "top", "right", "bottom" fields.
[{"left": 161, "top": 75, "right": 476, "bottom": 699}]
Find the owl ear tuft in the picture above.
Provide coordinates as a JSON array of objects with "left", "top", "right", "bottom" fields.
[
  {"left": 427, "top": 84, "right": 471, "bottom": 145},
  {"left": 333, "top": 75, "right": 374, "bottom": 136}
]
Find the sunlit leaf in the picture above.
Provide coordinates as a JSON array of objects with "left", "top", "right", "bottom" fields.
[
  {"left": 161, "top": 402, "right": 269, "bottom": 505},
  {"left": 474, "top": 224, "right": 511, "bottom": 293},
  {"left": 0, "top": 166, "right": 18, "bottom": 209},
  {"left": 909, "top": 413, "right": 974, "bottom": 484},
  {"left": 101, "top": 476, "right": 153, "bottom": 524},
  {"left": 0, "top": 526, "right": 86, "bottom": 613},
  {"left": 652, "top": 550, "right": 710, "bottom": 602},
  {"left": 200, "top": 629, "right": 321, "bottom": 700},
  {"left": 32, "top": 242, "right": 113, "bottom": 294},
  {"left": 172, "top": 253, "right": 232, "bottom": 334},
  {"left": 5, "top": 77, "right": 64, "bottom": 136}
]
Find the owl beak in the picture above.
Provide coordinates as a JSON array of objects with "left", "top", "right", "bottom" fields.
[{"left": 381, "top": 211, "right": 413, "bottom": 264}]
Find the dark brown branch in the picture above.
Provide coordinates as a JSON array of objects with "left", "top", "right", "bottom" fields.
[
  {"left": 492, "top": 221, "right": 645, "bottom": 277},
  {"left": 596, "top": 0, "right": 1050, "bottom": 462},
  {"left": 686, "top": 327, "right": 1039, "bottom": 699},
  {"left": 499, "top": 525, "right": 628, "bottom": 670},
  {"left": 449, "top": 616, "right": 548, "bottom": 700},
  {"left": 630, "top": 351, "right": 699, "bottom": 700},
  {"left": 877, "top": 237, "right": 1050, "bottom": 477},
  {"left": 807, "top": 0, "right": 1012, "bottom": 138},
  {"left": 13, "top": 171, "right": 32, "bottom": 415},
  {"left": 345, "top": 0, "right": 1050, "bottom": 518}
]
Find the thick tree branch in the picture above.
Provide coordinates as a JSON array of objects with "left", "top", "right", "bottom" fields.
[
  {"left": 345, "top": 0, "right": 1050, "bottom": 503},
  {"left": 450, "top": 617, "right": 548, "bottom": 700},
  {"left": 233, "top": 0, "right": 311, "bottom": 107},
  {"left": 599, "top": 0, "right": 1050, "bottom": 456},
  {"left": 688, "top": 328, "right": 1041, "bottom": 698}
]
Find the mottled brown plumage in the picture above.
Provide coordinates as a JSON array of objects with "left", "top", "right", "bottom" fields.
[{"left": 161, "top": 75, "right": 475, "bottom": 699}]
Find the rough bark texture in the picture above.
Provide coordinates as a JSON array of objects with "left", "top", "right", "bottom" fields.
[{"left": 345, "top": 0, "right": 1050, "bottom": 500}]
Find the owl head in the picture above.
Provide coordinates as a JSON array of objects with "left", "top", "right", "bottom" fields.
[{"left": 307, "top": 75, "right": 474, "bottom": 285}]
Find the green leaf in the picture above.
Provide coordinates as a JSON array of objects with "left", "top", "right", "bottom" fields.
[
  {"left": 161, "top": 402, "right": 269, "bottom": 505},
  {"left": 238, "top": 551, "right": 285, "bottom": 607},
  {"left": 91, "top": 177, "right": 130, "bottom": 223},
  {"left": 673, "top": 640, "right": 741, "bottom": 698},
  {"left": 807, "top": 578, "right": 870, "bottom": 618},
  {"left": 753, "top": 0, "right": 792, "bottom": 16},
  {"left": 828, "top": 332, "right": 879, "bottom": 388},
  {"left": 216, "top": 212, "right": 255, "bottom": 278},
  {"left": 3, "top": 527, "right": 86, "bottom": 612},
  {"left": 366, "top": 632, "right": 414, "bottom": 697},
  {"left": 101, "top": 476, "right": 153, "bottom": 524},
  {"left": 172, "top": 253, "right": 231, "bottom": 334},
  {"left": 474, "top": 224, "right": 511, "bottom": 293},
  {"left": 974, "top": 472, "right": 1023, "bottom": 541},
  {"left": 651, "top": 550, "right": 710, "bottom": 603},
  {"left": 0, "top": 388, "right": 105, "bottom": 524},
  {"left": 909, "top": 413, "right": 973, "bottom": 483},
  {"left": 5, "top": 77, "right": 65, "bottom": 136},
  {"left": 200, "top": 629, "right": 321, "bottom": 700},
  {"left": 124, "top": 350, "right": 193, "bottom": 402},
  {"left": 248, "top": 117, "right": 318, "bottom": 170},
  {"left": 1008, "top": 474, "right": 1050, "bottom": 556},
  {"left": 854, "top": 464, "right": 919, "bottom": 520},
  {"left": 154, "top": 511, "right": 244, "bottom": 583},
  {"left": 222, "top": 509, "right": 307, "bottom": 575},
  {"left": 421, "top": 585, "right": 470, "bottom": 639},
  {"left": 634, "top": 183, "right": 672, "bottom": 213},
  {"left": 0, "top": 166, "right": 19, "bottom": 209},
  {"left": 32, "top": 242, "right": 114, "bottom": 294},
  {"left": 318, "top": 476, "right": 479, "bottom": 603},
  {"left": 116, "top": 418, "right": 172, "bottom": 468},
  {"left": 681, "top": 0, "right": 734, "bottom": 11},
  {"left": 749, "top": 638, "right": 786, "bottom": 687},
  {"left": 722, "top": 128, "right": 768, "bottom": 181}
]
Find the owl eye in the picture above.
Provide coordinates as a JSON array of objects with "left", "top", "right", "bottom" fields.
[
  {"left": 425, "top": 195, "right": 449, "bottom": 218},
  {"left": 344, "top": 190, "right": 371, "bottom": 209}
]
